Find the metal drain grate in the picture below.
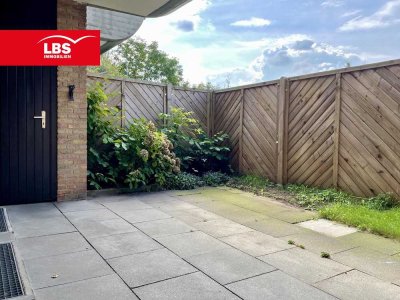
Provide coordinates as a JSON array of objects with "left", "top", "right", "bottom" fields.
[
  {"left": 0, "top": 209, "right": 8, "bottom": 233},
  {"left": 0, "top": 243, "right": 23, "bottom": 299}
]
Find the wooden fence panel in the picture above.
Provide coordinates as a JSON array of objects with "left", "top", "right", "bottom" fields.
[
  {"left": 214, "top": 90, "right": 242, "bottom": 170},
  {"left": 87, "top": 77, "right": 123, "bottom": 126},
  {"left": 338, "top": 66, "right": 400, "bottom": 198},
  {"left": 169, "top": 88, "right": 209, "bottom": 130},
  {"left": 123, "top": 81, "right": 165, "bottom": 125},
  {"left": 242, "top": 84, "right": 278, "bottom": 181},
  {"left": 287, "top": 75, "right": 336, "bottom": 188},
  {"left": 89, "top": 59, "right": 400, "bottom": 199}
]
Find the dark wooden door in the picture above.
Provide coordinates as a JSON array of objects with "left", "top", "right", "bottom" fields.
[{"left": 0, "top": 67, "right": 57, "bottom": 205}]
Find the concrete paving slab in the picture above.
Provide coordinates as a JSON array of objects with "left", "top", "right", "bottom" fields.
[
  {"left": 108, "top": 248, "right": 196, "bottom": 288},
  {"left": 337, "top": 232, "right": 400, "bottom": 255},
  {"left": 65, "top": 209, "right": 119, "bottom": 222},
  {"left": 259, "top": 248, "right": 352, "bottom": 284},
  {"left": 89, "top": 231, "right": 163, "bottom": 259},
  {"left": 156, "top": 231, "right": 229, "bottom": 258},
  {"left": 15, "top": 232, "right": 91, "bottom": 260},
  {"left": 170, "top": 189, "right": 203, "bottom": 196},
  {"left": 187, "top": 248, "right": 276, "bottom": 284},
  {"left": 298, "top": 219, "right": 357, "bottom": 237},
  {"left": 282, "top": 230, "right": 355, "bottom": 255},
  {"left": 178, "top": 194, "right": 219, "bottom": 205},
  {"left": 193, "top": 218, "right": 253, "bottom": 238},
  {"left": 314, "top": 270, "right": 400, "bottom": 300},
  {"left": 72, "top": 218, "right": 137, "bottom": 239},
  {"left": 6, "top": 203, "right": 61, "bottom": 223},
  {"left": 129, "top": 192, "right": 178, "bottom": 204},
  {"left": 216, "top": 187, "right": 247, "bottom": 194},
  {"left": 12, "top": 217, "right": 76, "bottom": 239},
  {"left": 34, "top": 274, "right": 138, "bottom": 300},
  {"left": 218, "top": 195, "right": 290, "bottom": 216},
  {"left": 269, "top": 209, "right": 317, "bottom": 224},
  {"left": 167, "top": 207, "right": 222, "bottom": 224},
  {"left": 332, "top": 247, "right": 400, "bottom": 283},
  {"left": 226, "top": 271, "right": 336, "bottom": 300},
  {"left": 135, "top": 218, "right": 196, "bottom": 237},
  {"left": 134, "top": 272, "right": 239, "bottom": 300},
  {"left": 119, "top": 208, "right": 171, "bottom": 224},
  {"left": 149, "top": 200, "right": 198, "bottom": 212},
  {"left": 55, "top": 200, "right": 104, "bottom": 213},
  {"left": 220, "top": 231, "right": 294, "bottom": 257},
  {"left": 24, "top": 250, "right": 113, "bottom": 289},
  {"left": 102, "top": 199, "right": 153, "bottom": 212},
  {"left": 244, "top": 217, "right": 307, "bottom": 237},
  {"left": 201, "top": 203, "right": 269, "bottom": 224}
]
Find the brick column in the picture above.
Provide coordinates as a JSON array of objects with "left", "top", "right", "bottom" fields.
[{"left": 57, "top": 0, "right": 87, "bottom": 201}]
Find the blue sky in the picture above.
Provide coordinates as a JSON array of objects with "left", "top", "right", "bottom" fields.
[{"left": 136, "top": 0, "right": 400, "bottom": 87}]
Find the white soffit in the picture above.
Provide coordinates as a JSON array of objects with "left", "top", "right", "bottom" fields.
[
  {"left": 87, "top": 6, "right": 144, "bottom": 53},
  {"left": 77, "top": 0, "right": 169, "bottom": 16}
]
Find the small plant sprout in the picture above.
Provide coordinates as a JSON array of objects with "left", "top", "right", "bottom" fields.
[
  {"left": 298, "top": 244, "right": 305, "bottom": 249},
  {"left": 288, "top": 240, "right": 295, "bottom": 245},
  {"left": 321, "top": 252, "right": 331, "bottom": 259}
]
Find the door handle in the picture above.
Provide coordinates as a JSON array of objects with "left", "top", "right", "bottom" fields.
[{"left": 34, "top": 111, "right": 46, "bottom": 129}]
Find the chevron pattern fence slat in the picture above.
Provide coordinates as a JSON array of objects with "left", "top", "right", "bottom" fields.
[
  {"left": 339, "top": 68, "right": 400, "bottom": 198},
  {"left": 123, "top": 81, "right": 165, "bottom": 125},
  {"left": 242, "top": 85, "right": 278, "bottom": 181},
  {"left": 214, "top": 90, "right": 242, "bottom": 170},
  {"left": 169, "top": 88, "right": 209, "bottom": 130},
  {"left": 287, "top": 75, "right": 336, "bottom": 188}
]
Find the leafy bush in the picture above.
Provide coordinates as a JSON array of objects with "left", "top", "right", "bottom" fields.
[
  {"left": 165, "top": 172, "right": 204, "bottom": 190},
  {"left": 159, "top": 108, "right": 231, "bottom": 174},
  {"left": 202, "top": 172, "right": 230, "bottom": 186},
  {"left": 88, "top": 83, "right": 180, "bottom": 190},
  {"left": 362, "top": 193, "right": 397, "bottom": 210}
]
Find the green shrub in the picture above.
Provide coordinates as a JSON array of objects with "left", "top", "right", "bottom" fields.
[
  {"left": 165, "top": 172, "right": 203, "bottom": 190},
  {"left": 362, "top": 193, "right": 397, "bottom": 210},
  {"left": 159, "top": 108, "right": 231, "bottom": 174},
  {"left": 87, "top": 83, "right": 180, "bottom": 190},
  {"left": 202, "top": 172, "right": 230, "bottom": 186}
]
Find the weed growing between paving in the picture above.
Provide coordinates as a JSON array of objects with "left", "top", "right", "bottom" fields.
[{"left": 227, "top": 175, "right": 400, "bottom": 240}]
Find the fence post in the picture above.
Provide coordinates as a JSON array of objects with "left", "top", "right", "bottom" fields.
[
  {"left": 332, "top": 73, "right": 342, "bottom": 188},
  {"left": 121, "top": 80, "right": 126, "bottom": 127},
  {"left": 239, "top": 88, "right": 245, "bottom": 173},
  {"left": 276, "top": 77, "right": 289, "bottom": 185},
  {"left": 165, "top": 84, "right": 173, "bottom": 115},
  {"left": 207, "top": 91, "right": 214, "bottom": 136}
]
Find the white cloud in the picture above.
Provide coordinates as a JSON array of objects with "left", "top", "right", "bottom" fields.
[
  {"left": 207, "top": 35, "right": 364, "bottom": 85},
  {"left": 135, "top": 0, "right": 212, "bottom": 44},
  {"left": 321, "top": 0, "right": 344, "bottom": 8},
  {"left": 341, "top": 10, "right": 362, "bottom": 18},
  {"left": 231, "top": 17, "right": 272, "bottom": 27},
  {"left": 339, "top": 0, "right": 400, "bottom": 31}
]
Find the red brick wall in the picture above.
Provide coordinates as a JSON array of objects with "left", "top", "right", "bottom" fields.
[{"left": 57, "top": 0, "right": 87, "bottom": 201}]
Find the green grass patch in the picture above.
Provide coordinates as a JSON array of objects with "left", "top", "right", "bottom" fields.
[
  {"left": 320, "top": 204, "right": 400, "bottom": 240},
  {"left": 227, "top": 174, "right": 400, "bottom": 240}
]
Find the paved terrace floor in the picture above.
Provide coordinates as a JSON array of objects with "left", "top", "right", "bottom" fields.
[{"left": 5, "top": 187, "right": 400, "bottom": 300}]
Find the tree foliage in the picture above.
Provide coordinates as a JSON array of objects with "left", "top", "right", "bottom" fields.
[{"left": 112, "top": 38, "right": 184, "bottom": 85}]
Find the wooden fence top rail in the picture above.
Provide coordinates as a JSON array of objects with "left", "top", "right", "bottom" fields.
[
  {"left": 214, "top": 58, "right": 400, "bottom": 93},
  {"left": 89, "top": 58, "right": 400, "bottom": 95},
  {"left": 87, "top": 74, "right": 211, "bottom": 93}
]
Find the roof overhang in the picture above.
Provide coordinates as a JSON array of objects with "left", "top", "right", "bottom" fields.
[
  {"left": 77, "top": 0, "right": 191, "bottom": 17},
  {"left": 84, "top": 0, "right": 192, "bottom": 53}
]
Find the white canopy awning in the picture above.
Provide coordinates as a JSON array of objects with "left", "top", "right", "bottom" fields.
[
  {"left": 84, "top": 0, "right": 191, "bottom": 53},
  {"left": 77, "top": 0, "right": 190, "bottom": 17}
]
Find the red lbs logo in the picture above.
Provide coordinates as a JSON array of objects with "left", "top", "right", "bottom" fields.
[{"left": 0, "top": 30, "right": 100, "bottom": 66}]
